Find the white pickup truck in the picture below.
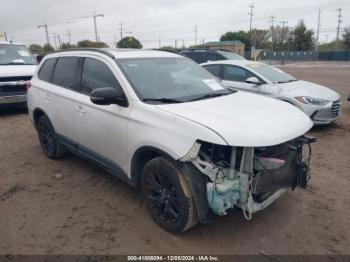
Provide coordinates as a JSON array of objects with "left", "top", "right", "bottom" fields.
[{"left": 0, "top": 42, "right": 38, "bottom": 108}]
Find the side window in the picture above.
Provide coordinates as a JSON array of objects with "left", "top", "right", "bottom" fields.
[
  {"left": 184, "top": 52, "right": 206, "bottom": 64},
  {"left": 52, "top": 57, "right": 81, "bottom": 91},
  {"left": 82, "top": 58, "right": 121, "bottom": 94},
  {"left": 207, "top": 52, "right": 225, "bottom": 62},
  {"left": 38, "top": 58, "right": 57, "bottom": 82},
  {"left": 203, "top": 64, "right": 221, "bottom": 78},
  {"left": 223, "top": 65, "right": 254, "bottom": 82}
]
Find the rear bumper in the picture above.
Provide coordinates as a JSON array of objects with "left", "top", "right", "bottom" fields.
[{"left": 0, "top": 94, "right": 27, "bottom": 107}]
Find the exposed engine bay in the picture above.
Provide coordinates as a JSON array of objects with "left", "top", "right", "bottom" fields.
[{"left": 180, "top": 136, "right": 316, "bottom": 219}]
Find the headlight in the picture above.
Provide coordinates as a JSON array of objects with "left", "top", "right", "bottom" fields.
[{"left": 295, "top": 96, "right": 329, "bottom": 106}]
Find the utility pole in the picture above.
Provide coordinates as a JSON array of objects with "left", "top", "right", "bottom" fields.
[
  {"left": 37, "top": 24, "right": 50, "bottom": 45},
  {"left": 119, "top": 23, "right": 124, "bottom": 40},
  {"left": 92, "top": 11, "right": 104, "bottom": 42},
  {"left": 280, "top": 21, "right": 288, "bottom": 47},
  {"left": 269, "top": 15, "right": 276, "bottom": 50},
  {"left": 66, "top": 30, "right": 71, "bottom": 44},
  {"left": 325, "top": 34, "right": 328, "bottom": 47},
  {"left": 248, "top": 2, "right": 254, "bottom": 53},
  {"left": 57, "top": 33, "right": 61, "bottom": 48},
  {"left": 159, "top": 39, "right": 161, "bottom": 49},
  {"left": 52, "top": 33, "right": 57, "bottom": 49},
  {"left": 316, "top": 9, "right": 321, "bottom": 52},
  {"left": 174, "top": 39, "right": 177, "bottom": 49},
  {"left": 336, "top": 8, "right": 342, "bottom": 50},
  {"left": 182, "top": 40, "right": 185, "bottom": 48},
  {"left": 194, "top": 25, "right": 198, "bottom": 46}
]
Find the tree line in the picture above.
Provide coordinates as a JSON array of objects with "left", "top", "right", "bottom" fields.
[
  {"left": 29, "top": 37, "right": 143, "bottom": 54},
  {"left": 29, "top": 19, "right": 350, "bottom": 54},
  {"left": 221, "top": 20, "right": 350, "bottom": 52}
]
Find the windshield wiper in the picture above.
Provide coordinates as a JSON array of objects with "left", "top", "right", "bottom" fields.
[
  {"left": 189, "top": 90, "right": 233, "bottom": 102},
  {"left": 276, "top": 79, "right": 298, "bottom": 83},
  {"left": 143, "top": 98, "right": 184, "bottom": 104}
]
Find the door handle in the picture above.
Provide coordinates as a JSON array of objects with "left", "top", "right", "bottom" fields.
[{"left": 75, "top": 105, "right": 85, "bottom": 114}]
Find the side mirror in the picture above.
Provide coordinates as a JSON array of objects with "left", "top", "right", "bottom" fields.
[
  {"left": 90, "top": 87, "right": 128, "bottom": 107},
  {"left": 246, "top": 77, "right": 262, "bottom": 85}
]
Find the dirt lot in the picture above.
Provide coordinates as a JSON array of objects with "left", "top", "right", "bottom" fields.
[{"left": 0, "top": 61, "right": 350, "bottom": 255}]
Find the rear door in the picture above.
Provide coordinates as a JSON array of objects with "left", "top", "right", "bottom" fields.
[
  {"left": 48, "top": 56, "right": 83, "bottom": 147},
  {"left": 221, "top": 65, "right": 265, "bottom": 94}
]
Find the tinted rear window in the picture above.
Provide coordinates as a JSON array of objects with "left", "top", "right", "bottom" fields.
[
  {"left": 182, "top": 52, "right": 207, "bottom": 63},
  {"left": 52, "top": 57, "right": 81, "bottom": 91},
  {"left": 38, "top": 58, "right": 57, "bottom": 82}
]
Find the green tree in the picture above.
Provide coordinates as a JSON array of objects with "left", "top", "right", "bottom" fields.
[
  {"left": 60, "top": 42, "right": 77, "bottom": 49},
  {"left": 43, "top": 43, "right": 55, "bottom": 53},
  {"left": 77, "top": 40, "right": 109, "bottom": 48},
  {"left": 291, "top": 20, "right": 314, "bottom": 51},
  {"left": 220, "top": 31, "right": 249, "bottom": 51},
  {"left": 29, "top": 44, "right": 44, "bottom": 54},
  {"left": 251, "top": 29, "right": 270, "bottom": 49},
  {"left": 117, "top": 37, "right": 143, "bottom": 49},
  {"left": 343, "top": 26, "right": 350, "bottom": 49}
]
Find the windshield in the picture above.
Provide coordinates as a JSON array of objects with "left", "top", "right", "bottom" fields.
[
  {"left": 0, "top": 44, "right": 37, "bottom": 65},
  {"left": 218, "top": 51, "right": 246, "bottom": 60},
  {"left": 246, "top": 63, "right": 296, "bottom": 83},
  {"left": 118, "top": 57, "right": 232, "bottom": 102}
]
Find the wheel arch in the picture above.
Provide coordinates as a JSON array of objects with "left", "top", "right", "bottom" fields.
[
  {"left": 130, "top": 146, "right": 177, "bottom": 187},
  {"left": 33, "top": 108, "right": 47, "bottom": 129}
]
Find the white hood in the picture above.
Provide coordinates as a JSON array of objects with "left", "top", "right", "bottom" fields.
[
  {"left": 0, "top": 65, "right": 37, "bottom": 78},
  {"left": 157, "top": 92, "right": 313, "bottom": 147},
  {"left": 276, "top": 80, "right": 340, "bottom": 101}
]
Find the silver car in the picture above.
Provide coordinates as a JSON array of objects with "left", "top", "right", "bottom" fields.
[{"left": 201, "top": 60, "right": 342, "bottom": 125}]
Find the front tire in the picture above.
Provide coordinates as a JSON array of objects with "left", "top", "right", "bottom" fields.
[
  {"left": 37, "top": 115, "right": 67, "bottom": 159},
  {"left": 141, "top": 157, "right": 197, "bottom": 233}
]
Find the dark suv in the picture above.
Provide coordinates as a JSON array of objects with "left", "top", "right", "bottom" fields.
[{"left": 179, "top": 49, "right": 246, "bottom": 64}]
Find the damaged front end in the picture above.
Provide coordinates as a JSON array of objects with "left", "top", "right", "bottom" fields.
[{"left": 180, "top": 136, "right": 316, "bottom": 220}]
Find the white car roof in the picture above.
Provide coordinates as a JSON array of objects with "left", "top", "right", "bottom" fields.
[
  {"left": 46, "top": 48, "right": 182, "bottom": 59},
  {"left": 201, "top": 59, "right": 262, "bottom": 67},
  {"left": 0, "top": 41, "right": 26, "bottom": 46}
]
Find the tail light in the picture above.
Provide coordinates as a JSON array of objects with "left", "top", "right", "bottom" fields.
[{"left": 26, "top": 81, "right": 32, "bottom": 90}]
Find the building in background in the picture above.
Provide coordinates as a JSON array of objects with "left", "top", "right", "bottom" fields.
[{"left": 201, "top": 40, "right": 245, "bottom": 56}]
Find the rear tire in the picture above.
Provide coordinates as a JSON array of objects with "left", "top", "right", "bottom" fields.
[
  {"left": 141, "top": 157, "right": 197, "bottom": 233},
  {"left": 37, "top": 115, "right": 67, "bottom": 159}
]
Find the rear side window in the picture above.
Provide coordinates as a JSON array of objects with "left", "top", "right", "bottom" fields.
[
  {"left": 52, "top": 57, "right": 81, "bottom": 91},
  {"left": 223, "top": 65, "right": 255, "bottom": 82},
  {"left": 207, "top": 52, "right": 225, "bottom": 62},
  {"left": 82, "top": 58, "right": 120, "bottom": 94},
  {"left": 38, "top": 58, "right": 57, "bottom": 82},
  {"left": 203, "top": 64, "right": 221, "bottom": 78},
  {"left": 183, "top": 52, "right": 207, "bottom": 64}
]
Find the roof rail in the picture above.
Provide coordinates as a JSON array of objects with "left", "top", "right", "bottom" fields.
[
  {"left": 51, "top": 48, "right": 115, "bottom": 59},
  {"left": 152, "top": 49, "right": 184, "bottom": 56}
]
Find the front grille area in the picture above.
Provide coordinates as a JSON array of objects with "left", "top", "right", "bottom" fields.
[
  {"left": 0, "top": 76, "right": 32, "bottom": 82},
  {"left": 331, "top": 100, "right": 341, "bottom": 118},
  {"left": 0, "top": 85, "right": 26, "bottom": 93}
]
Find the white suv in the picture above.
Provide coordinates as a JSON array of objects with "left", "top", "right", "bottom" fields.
[{"left": 28, "top": 48, "right": 315, "bottom": 233}]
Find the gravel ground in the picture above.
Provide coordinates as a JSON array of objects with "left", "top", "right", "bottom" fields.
[{"left": 0, "top": 61, "right": 349, "bottom": 255}]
